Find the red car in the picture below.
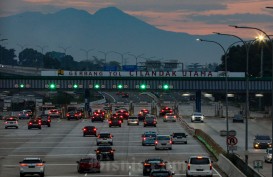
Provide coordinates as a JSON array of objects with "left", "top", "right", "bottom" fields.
[
  {"left": 138, "top": 109, "right": 150, "bottom": 121},
  {"left": 93, "top": 110, "right": 105, "bottom": 118},
  {"left": 109, "top": 115, "right": 122, "bottom": 127},
  {"left": 159, "top": 107, "right": 173, "bottom": 116},
  {"left": 116, "top": 110, "right": 129, "bottom": 121},
  {"left": 82, "top": 126, "right": 97, "bottom": 137},
  {"left": 76, "top": 157, "right": 100, "bottom": 173}
]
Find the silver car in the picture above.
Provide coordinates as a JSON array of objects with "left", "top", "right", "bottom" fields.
[
  {"left": 127, "top": 116, "right": 139, "bottom": 125},
  {"left": 163, "top": 113, "right": 177, "bottom": 122},
  {"left": 19, "top": 157, "right": 45, "bottom": 177},
  {"left": 264, "top": 148, "right": 272, "bottom": 163},
  {"left": 5, "top": 116, "right": 19, "bottom": 129},
  {"left": 96, "top": 132, "right": 113, "bottom": 146},
  {"left": 155, "top": 135, "right": 172, "bottom": 150}
]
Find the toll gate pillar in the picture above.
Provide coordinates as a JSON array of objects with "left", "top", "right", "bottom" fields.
[{"left": 195, "top": 90, "right": 201, "bottom": 112}]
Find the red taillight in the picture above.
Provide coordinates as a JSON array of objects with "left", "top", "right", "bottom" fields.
[
  {"left": 20, "top": 163, "right": 28, "bottom": 167},
  {"left": 210, "top": 163, "right": 212, "bottom": 170},
  {"left": 143, "top": 137, "right": 146, "bottom": 140},
  {"left": 118, "top": 120, "right": 121, "bottom": 124},
  {"left": 66, "top": 113, "right": 69, "bottom": 116},
  {"left": 47, "top": 119, "right": 51, "bottom": 122},
  {"left": 26, "top": 114, "right": 29, "bottom": 116},
  {"left": 187, "top": 163, "right": 190, "bottom": 170},
  {"left": 94, "top": 128, "right": 96, "bottom": 131},
  {"left": 29, "top": 122, "right": 32, "bottom": 125},
  {"left": 83, "top": 128, "right": 87, "bottom": 131},
  {"left": 169, "top": 140, "right": 172, "bottom": 144},
  {"left": 109, "top": 121, "right": 112, "bottom": 124},
  {"left": 110, "top": 150, "right": 114, "bottom": 153},
  {"left": 155, "top": 140, "right": 158, "bottom": 144},
  {"left": 36, "top": 163, "right": 44, "bottom": 167},
  {"left": 96, "top": 150, "right": 100, "bottom": 153},
  {"left": 144, "top": 163, "right": 150, "bottom": 166},
  {"left": 38, "top": 122, "right": 41, "bottom": 125}
]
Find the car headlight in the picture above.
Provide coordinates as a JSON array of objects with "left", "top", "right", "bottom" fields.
[{"left": 254, "top": 143, "right": 259, "bottom": 147}]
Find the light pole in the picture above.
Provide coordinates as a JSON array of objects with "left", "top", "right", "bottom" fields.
[
  {"left": 128, "top": 53, "right": 144, "bottom": 65},
  {"left": 230, "top": 24, "right": 273, "bottom": 167},
  {"left": 214, "top": 31, "right": 253, "bottom": 164},
  {"left": 80, "top": 48, "right": 94, "bottom": 60},
  {"left": 59, "top": 46, "right": 70, "bottom": 55},
  {"left": 36, "top": 45, "right": 48, "bottom": 54},
  {"left": 110, "top": 51, "right": 130, "bottom": 66},
  {"left": 197, "top": 38, "right": 235, "bottom": 153},
  {"left": 98, "top": 51, "right": 111, "bottom": 65}
]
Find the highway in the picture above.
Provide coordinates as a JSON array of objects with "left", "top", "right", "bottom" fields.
[{"left": 0, "top": 113, "right": 224, "bottom": 177}]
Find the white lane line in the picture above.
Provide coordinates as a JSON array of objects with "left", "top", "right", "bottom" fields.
[
  {"left": 213, "top": 167, "right": 222, "bottom": 177},
  {"left": 129, "top": 165, "right": 132, "bottom": 176}
]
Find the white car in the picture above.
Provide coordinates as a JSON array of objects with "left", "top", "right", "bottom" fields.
[
  {"left": 155, "top": 135, "right": 172, "bottom": 150},
  {"left": 185, "top": 156, "right": 213, "bottom": 177},
  {"left": 96, "top": 132, "right": 113, "bottom": 146},
  {"left": 191, "top": 112, "right": 205, "bottom": 122},
  {"left": 163, "top": 113, "right": 177, "bottom": 122},
  {"left": 5, "top": 117, "right": 19, "bottom": 129},
  {"left": 127, "top": 116, "right": 139, "bottom": 125},
  {"left": 19, "top": 157, "right": 46, "bottom": 177}
]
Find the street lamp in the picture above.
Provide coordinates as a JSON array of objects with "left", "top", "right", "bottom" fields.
[
  {"left": 98, "top": 51, "right": 111, "bottom": 64},
  {"left": 197, "top": 38, "right": 239, "bottom": 153},
  {"left": 110, "top": 51, "right": 130, "bottom": 66},
  {"left": 214, "top": 31, "right": 253, "bottom": 164},
  {"left": 128, "top": 53, "right": 144, "bottom": 65},
  {"left": 36, "top": 45, "right": 48, "bottom": 54},
  {"left": 80, "top": 48, "right": 94, "bottom": 60},
  {"left": 230, "top": 25, "right": 273, "bottom": 166},
  {"left": 59, "top": 46, "right": 70, "bottom": 55}
]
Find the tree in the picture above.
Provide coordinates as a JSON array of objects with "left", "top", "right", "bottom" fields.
[
  {"left": 0, "top": 45, "right": 17, "bottom": 65},
  {"left": 18, "top": 48, "right": 43, "bottom": 67},
  {"left": 43, "top": 53, "right": 61, "bottom": 69}
]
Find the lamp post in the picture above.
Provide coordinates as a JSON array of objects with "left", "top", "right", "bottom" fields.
[
  {"left": 59, "top": 46, "right": 70, "bottom": 55},
  {"left": 80, "top": 48, "right": 94, "bottom": 60},
  {"left": 36, "top": 45, "right": 48, "bottom": 54},
  {"left": 110, "top": 51, "right": 130, "bottom": 66},
  {"left": 98, "top": 51, "right": 111, "bottom": 65},
  {"left": 128, "top": 53, "right": 144, "bottom": 65},
  {"left": 196, "top": 38, "right": 236, "bottom": 153},
  {"left": 214, "top": 31, "right": 252, "bottom": 164},
  {"left": 230, "top": 25, "right": 273, "bottom": 167}
]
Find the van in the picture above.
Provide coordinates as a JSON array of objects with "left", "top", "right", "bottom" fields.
[{"left": 185, "top": 156, "right": 213, "bottom": 177}]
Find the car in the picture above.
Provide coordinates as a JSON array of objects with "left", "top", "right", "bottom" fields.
[
  {"left": 66, "top": 111, "right": 81, "bottom": 120},
  {"left": 144, "top": 116, "right": 157, "bottom": 127},
  {"left": 28, "top": 119, "right": 42, "bottom": 129},
  {"left": 191, "top": 112, "right": 205, "bottom": 122},
  {"left": 159, "top": 107, "right": 173, "bottom": 116},
  {"left": 109, "top": 116, "right": 122, "bottom": 127},
  {"left": 76, "top": 156, "right": 100, "bottom": 173},
  {"left": 253, "top": 135, "right": 272, "bottom": 149},
  {"left": 149, "top": 169, "right": 175, "bottom": 177},
  {"left": 96, "top": 132, "right": 113, "bottom": 146},
  {"left": 19, "top": 157, "right": 46, "bottom": 177},
  {"left": 185, "top": 156, "right": 213, "bottom": 177},
  {"left": 163, "top": 113, "right": 177, "bottom": 122},
  {"left": 93, "top": 109, "right": 106, "bottom": 118},
  {"left": 142, "top": 158, "right": 167, "bottom": 176},
  {"left": 91, "top": 113, "right": 104, "bottom": 122},
  {"left": 171, "top": 132, "right": 188, "bottom": 144},
  {"left": 95, "top": 146, "right": 115, "bottom": 161},
  {"left": 138, "top": 109, "right": 150, "bottom": 121},
  {"left": 116, "top": 109, "right": 129, "bottom": 120},
  {"left": 18, "top": 112, "right": 30, "bottom": 119},
  {"left": 142, "top": 131, "right": 157, "bottom": 146},
  {"left": 22, "top": 109, "right": 33, "bottom": 117},
  {"left": 48, "top": 109, "right": 61, "bottom": 118},
  {"left": 5, "top": 116, "right": 19, "bottom": 129},
  {"left": 264, "top": 148, "right": 272, "bottom": 163},
  {"left": 76, "top": 109, "right": 84, "bottom": 119},
  {"left": 121, "top": 92, "right": 129, "bottom": 98},
  {"left": 127, "top": 116, "right": 139, "bottom": 125},
  {"left": 37, "top": 114, "right": 51, "bottom": 127},
  {"left": 232, "top": 114, "right": 244, "bottom": 123},
  {"left": 155, "top": 135, "right": 172, "bottom": 150},
  {"left": 82, "top": 126, "right": 97, "bottom": 137}
]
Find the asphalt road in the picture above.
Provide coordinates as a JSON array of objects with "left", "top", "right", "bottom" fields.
[{"left": 0, "top": 116, "right": 223, "bottom": 177}]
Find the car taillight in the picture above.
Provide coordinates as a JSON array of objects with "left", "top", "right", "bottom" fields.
[
  {"left": 20, "top": 163, "right": 28, "bottom": 167},
  {"left": 36, "top": 163, "right": 44, "bottom": 166},
  {"left": 109, "top": 121, "right": 112, "bottom": 124},
  {"left": 174, "top": 116, "right": 176, "bottom": 118},
  {"left": 159, "top": 163, "right": 165, "bottom": 166},
  {"left": 5, "top": 121, "right": 8, "bottom": 124},
  {"left": 143, "top": 137, "right": 146, "bottom": 140},
  {"left": 155, "top": 140, "right": 158, "bottom": 144},
  {"left": 66, "top": 113, "right": 69, "bottom": 116},
  {"left": 38, "top": 122, "right": 41, "bottom": 125},
  {"left": 16, "top": 121, "right": 18, "bottom": 124},
  {"left": 83, "top": 128, "right": 87, "bottom": 131},
  {"left": 29, "top": 122, "right": 32, "bottom": 125},
  {"left": 96, "top": 150, "right": 100, "bottom": 153},
  {"left": 94, "top": 128, "right": 96, "bottom": 131},
  {"left": 210, "top": 163, "right": 212, "bottom": 170},
  {"left": 26, "top": 114, "right": 29, "bottom": 116},
  {"left": 169, "top": 140, "right": 172, "bottom": 144},
  {"left": 144, "top": 163, "right": 150, "bottom": 166},
  {"left": 118, "top": 120, "right": 121, "bottom": 124},
  {"left": 47, "top": 119, "right": 51, "bottom": 122},
  {"left": 187, "top": 163, "right": 190, "bottom": 170},
  {"left": 110, "top": 150, "right": 114, "bottom": 153}
]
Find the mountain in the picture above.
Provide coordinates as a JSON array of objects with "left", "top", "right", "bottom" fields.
[{"left": 0, "top": 7, "right": 235, "bottom": 65}]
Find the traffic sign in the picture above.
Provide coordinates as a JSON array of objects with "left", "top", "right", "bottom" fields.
[{"left": 227, "top": 136, "right": 238, "bottom": 145}]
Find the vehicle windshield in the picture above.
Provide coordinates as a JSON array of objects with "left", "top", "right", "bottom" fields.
[
  {"left": 173, "top": 133, "right": 186, "bottom": 137},
  {"left": 99, "top": 134, "right": 110, "bottom": 138},
  {"left": 194, "top": 113, "right": 202, "bottom": 116},
  {"left": 129, "top": 117, "right": 138, "bottom": 120},
  {"left": 256, "top": 136, "right": 271, "bottom": 140},
  {"left": 190, "top": 158, "right": 210, "bottom": 164},
  {"left": 97, "top": 147, "right": 112, "bottom": 151},
  {"left": 144, "top": 134, "right": 156, "bottom": 137},
  {"left": 157, "top": 136, "right": 170, "bottom": 140},
  {"left": 22, "top": 159, "right": 42, "bottom": 163},
  {"left": 146, "top": 117, "right": 155, "bottom": 121}
]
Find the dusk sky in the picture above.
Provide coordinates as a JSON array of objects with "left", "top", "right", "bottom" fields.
[{"left": 1, "top": 0, "right": 273, "bottom": 38}]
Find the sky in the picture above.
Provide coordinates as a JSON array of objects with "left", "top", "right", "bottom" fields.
[{"left": 1, "top": 0, "right": 273, "bottom": 38}]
